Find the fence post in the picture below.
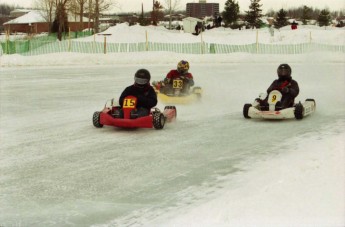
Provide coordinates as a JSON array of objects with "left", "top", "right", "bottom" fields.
[
  {"left": 93, "top": 34, "right": 96, "bottom": 53},
  {"left": 256, "top": 30, "right": 259, "bottom": 54},
  {"left": 6, "top": 40, "right": 9, "bottom": 54},
  {"left": 210, "top": 43, "right": 215, "bottom": 54},
  {"left": 145, "top": 30, "right": 148, "bottom": 51},
  {"left": 104, "top": 36, "right": 106, "bottom": 54},
  {"left": 200, "top": 30, "right": 204, "bottom": 54},
  {"left": 68, "top": 27, "right": 71, "bottom": 52}
]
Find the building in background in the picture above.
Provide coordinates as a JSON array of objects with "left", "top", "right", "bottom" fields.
[
  {"left": 186, "top": 0, "right": 219, "bottom": 19},
  {"left": 3, "top": 10, "right": 92, "bottom": 34}
]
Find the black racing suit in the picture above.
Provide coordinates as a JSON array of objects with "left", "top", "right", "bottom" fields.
[
  {"left": 264, "top": 78, "right": 299, "bottom": 109},
  {"left": 118, "top": 84, "right": 157, "bottom": 117}
]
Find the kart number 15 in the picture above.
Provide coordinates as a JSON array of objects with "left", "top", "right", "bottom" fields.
[{"left": 123, "top": 98, "right": 137, "bottom": 108}]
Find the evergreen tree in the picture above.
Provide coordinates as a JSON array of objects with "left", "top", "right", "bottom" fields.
[
  {"left": 138, "top": 13, "right": 147, "bottom": 26},
  {"left": 274, "top": 8, "right": 288, "bottom": 29},
  {"left": 302, "top": 5, "right": 312, "bottom": 25},
  {"left": 0, "top": 3, "right": 15, "bottom": 15},
  {"left": 222, "top": 0, "right": 240, "bottom": 27},
  {"left": 245, "top": 0, "right": 263, "bottom": 29},
  {"left": 318, "top": 9, "right": 331, "bottom": 27},
  {"left": 138, "top": 3, "right": 147, "bottom": 26},
  {"left": 336, "top": 11, "right": 344, "bottom": 27}
]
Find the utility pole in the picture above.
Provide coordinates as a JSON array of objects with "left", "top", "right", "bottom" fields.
[
  {"left": 152, "top": 0, "right": 155, "bottom": 25},
  {"left": 88, "top": 0, "right": 92, "bottom": 32}
]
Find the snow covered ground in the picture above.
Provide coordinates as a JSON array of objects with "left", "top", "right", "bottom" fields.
[{"left": 0, "top": 24, "right": 344, "bottom": 226}]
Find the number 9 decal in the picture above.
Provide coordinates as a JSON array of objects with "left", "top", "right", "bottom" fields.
[{"left": 272, "top": 95, "right": 276, "bottom": 102}]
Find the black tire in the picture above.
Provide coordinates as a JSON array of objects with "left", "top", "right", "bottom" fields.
[
  {"left": 93, "top": 111, "right": 103, "bottom": 128},
  {"left": 243, "top": 104, "right": 252, "bottom": 119},
  {"left": 164, "top": 106, "right": 177, "bottom": 118},
  {"left": 294, "top": 103, "right": 304, "bottom": 120},
  {"left": 153, "top": 112, "right": 165, "bottom": 129}
]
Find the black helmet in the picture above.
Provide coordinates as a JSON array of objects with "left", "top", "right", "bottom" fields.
[
  {"left": 134, "top": 69, "right": 151, "bottom": 85},
  {"left": 277, "top": 63, "right": 292, "bottom": 80}
]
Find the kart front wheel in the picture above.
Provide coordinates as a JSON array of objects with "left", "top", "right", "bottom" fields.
[
  {"left": 294, "top": 103, "right": 304, "bottom": 120},
  {"left": 243, "top": 104, "right": 252, "bottom": 119},
  {"left": 93, "top": 111, "right": 103, "bottom": 128},
  {"left": 153, "top": 112, "right": 165, "bottom": 129},
  {"left": 193, "top": 87, "right": 202, "bottom": 99}
]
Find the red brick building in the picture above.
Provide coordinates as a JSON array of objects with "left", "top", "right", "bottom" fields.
[{"left": 3, "top": 10, "right": 92, "bottom": 34}]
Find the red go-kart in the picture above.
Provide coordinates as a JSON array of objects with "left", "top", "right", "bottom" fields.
[{"left": 93, "top": 96, "right": 176, "bottom": 129}]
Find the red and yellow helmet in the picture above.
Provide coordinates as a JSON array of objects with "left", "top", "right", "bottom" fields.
[{"left": 177, "top": 60, "right": 189, "bottom": 74}]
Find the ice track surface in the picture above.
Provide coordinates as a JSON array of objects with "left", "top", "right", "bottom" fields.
[{"left": 1, "top": 63, "right": 344, "bottom": 226}]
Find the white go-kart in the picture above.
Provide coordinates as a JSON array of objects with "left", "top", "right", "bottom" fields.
[{"left": 243, "top": 90, "right": 316, "bottom": 120}]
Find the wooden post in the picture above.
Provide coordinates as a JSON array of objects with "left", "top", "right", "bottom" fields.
[
  {"left": 256, "top": 30, "right": 259, "bottom": 54},
  {"left": 98, "top": 34, "right": 112, "bottom": 54},
  {"left": 68, "top": 27, "right": 71, "bottom": 51},
  {"left": 200, "top": 29, "right": 204, "bottom": 54},
  {"left": 93, "top": 34, "right": 96, "bottom": 53},
  {"left": 145, "top": 30, "right": 148, "bottom": 51},
  {"left": 104, "top": 36, "right": 106, "bottom": 54}
]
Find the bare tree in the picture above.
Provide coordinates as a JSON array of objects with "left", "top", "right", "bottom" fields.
[
  {"left": 34, "top": 0, "right": 55, "bottom": 33},
  {"left": 52, "top": 0, "right": 70, "bottom": 40},
  {"left": 35, "top": 0, "right": 70, "bottom": 38},
  {"left": 68, "top": 0, "right": 88, "bottom": 31},
  {"left": 77, "top": 0, "right": 87, "bottom": 28},
  {"left": 162, "top": 0, "right": 180, "bottom": 29},
  {"left": 87, "top": 0, "right": 92, "bottom": 32},
  {"left": 89, "top": 0, "right": 113, "bottom": 33}
]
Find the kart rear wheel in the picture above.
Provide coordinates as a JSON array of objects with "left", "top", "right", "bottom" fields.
[
  {"left": 243, "top": 104, "right": 252, "bottom": 119},
  {"left": 294, "top": 103, "right": 304, "bottom": 120},
  {"left": 193, "top": 87, "right": 202, "bottom": 99},
  {"left": 93, "top": 111, "right": 103, "bottom": 128},
  {"left": 153, "top": 112, "right": 165, "bottom": 129},
  {"left": 306, "top": 99, "right": 316, "bottom": 108},
  {"left": 192, "top": 86, "right": 202, "bottom": 92}
]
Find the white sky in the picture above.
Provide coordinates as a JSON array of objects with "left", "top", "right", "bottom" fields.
[{"left": 3, "top": 0, "right": 345, "bottom": 13}]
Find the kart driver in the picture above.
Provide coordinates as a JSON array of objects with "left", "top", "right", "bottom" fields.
[
  {"left": 116, "top": 69, "right": 157, "bottom": 118},
  {"left": 159, "top": 60, "right": 195, "bottom": 95},
  {"left": 260, "top": 64, "right": 300, "bottom": 109}
]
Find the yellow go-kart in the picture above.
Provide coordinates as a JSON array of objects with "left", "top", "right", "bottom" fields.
[{"left": 152, "top": 79, "right": 202, "bottom": 104}]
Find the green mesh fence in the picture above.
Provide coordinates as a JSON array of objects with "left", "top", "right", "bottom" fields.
[
  {"left": 0, "top": 31, "right": 93, "bottom": 55},
  {"left": 1, "top": 40, "right": 29, "bottom": 54},
  {"left": 1, "top": 38, "right": 344, "bottom": 56}
]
